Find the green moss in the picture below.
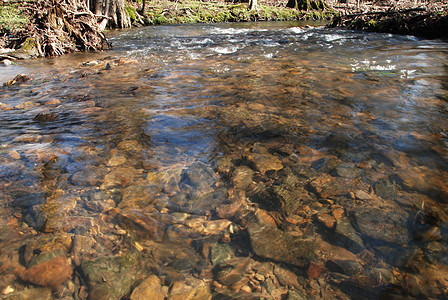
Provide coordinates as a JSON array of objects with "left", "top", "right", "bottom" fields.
[
  {"left": 141, "top": 0, "right": 335, "bottom": 25},
  {"left": 0, "top": 4, "right": 30, "bottom": 33},
  {"left": 126, "top": 6, "right": 137, "bottom": 21}
]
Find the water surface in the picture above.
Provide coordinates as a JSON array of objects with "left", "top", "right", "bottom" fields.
[{"left": 1, "top": 21, "right": 448, "bottom": 299}]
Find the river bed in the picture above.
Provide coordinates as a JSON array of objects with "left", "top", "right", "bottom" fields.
[{"left": 0, "top": 21, "right": 448, "bottom": 299}]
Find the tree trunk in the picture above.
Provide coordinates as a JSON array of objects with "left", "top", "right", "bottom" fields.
[
  {"left": 286, "top": 0, "right": 327, "bottom": 10},
  {"left": 249, "top": 0, "right": 258, "bottom": 10},
  {"left": 90, "top": 0, "right": 131, "bottom": 28}
]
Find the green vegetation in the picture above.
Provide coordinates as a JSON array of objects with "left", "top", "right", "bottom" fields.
[
  {"left": 138, "top": 0, "right": 334, "bottom": 25},
  {"left": 0, "top": 3, "right": 30, "bottom": 33}
]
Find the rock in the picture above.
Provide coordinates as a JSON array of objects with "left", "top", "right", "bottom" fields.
[
  {"left": 33, "top": 112, "right": 59, "bottom": 122},
  {"left": 10, "top": 191, "right": 46, "bottom": 208},
  {"left": 181, "top": 162, "right": 217, "bottom": 195},
  {"left": 28, "top": 249, "right": 65, "bottom": 267},
  {"left": 18, "top": 256, "right": 73, "bottom": 290},
  {"left": 232, "top": 166, "right": 254, "bottom": 190},
  {"left": 312, "top": 157, "right": 341, "bottom": 173},
  {"left": 287, "top": 290, "right": 307, "bottom": 300},
  {"left": 355, "top": 190, "right": 371, "bottom": 200},
  {"left": 130, "top": 275, "right": 165, "bottom": 300},
  {"left": 119, "top": 185, "right": 158, "bottom": 208},
  {"left": 106, "top": 153, "right": 127, "bottom": 167},
  {"left": 0, "top": 102, "right": 13, "bottom": 110},
  {"left": 374, "top": 178, "right": 398, "bottom": 200},
  {"left": 216, "top": 257, "right": 252, "bottom": 291},
  {"left": 246, "top": 152, "right": 283, "bottom": 175},
  {"left": 316, "top": 213, "right": 336, "bottom": 229},
  {"left": 115, "top": 208, "right": 163, "bottom": 240},
  {"left": 44, "top": 98, "right": 61, "bottom": 105},
  {"left": 100, "top": 166, "right": 143, "bottom": 189},
  {"left": 40, "top": 194, "right": 78, "bottom": 232},
  {"left": 307, "top": 262, "right": 326, "bottom": 279},
  {"left": 354, "top": 206, "right": 410, "bottom": 246},
  {"left": 274, "top": 265, "right": 301, "bottom": 289},
  {"left": 326, "top": 259, "right": 361, "bottom": 276},
  {"left": 248, "top": 222, "right": 315, "bottom": 267},
  {"left": 81, "top": 253, "right": 139, "bottom": 300},
  {"left": 2, "top": 287, "right": 52, "bottom": 300},
  {"left": 332, "top": 164, "right": 363, "bottom": 179},
  {"left": 168, "top": 284, "right": 212, "bottom": 300},
  {"left": 14, "top": 101, "right": 39, "bottom": 110},
  {"left": 308, "top": 175, "right": 351, "bottom": 198},
  {"left": 117, "top": 140, "right": 143, "bottom": 152},
  {"left": 8, "top": 150, "right": 21, "bottom": 160},
  {"left": 1, "top": 59, "right": 12, "bottom": 66},
  {"left": 71, "top": 166, "right": 107, "bottom": 186},
  {"left": 211, "top": 244, "right": 234, "bottom": 266},
  {"left": 333, "top": 219, "right": 365, "bottom": 253},
  {"left": 215, "top": 157, "right": 233, "bottom": 174}
]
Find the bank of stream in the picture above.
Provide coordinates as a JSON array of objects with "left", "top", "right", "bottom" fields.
[{"left": 1, "top": 21, "right": 448, "bottom": 299}]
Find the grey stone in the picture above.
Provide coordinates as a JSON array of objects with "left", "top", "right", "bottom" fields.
[{"left": 334, "top": 219, "right": 365, "bottom": 253}]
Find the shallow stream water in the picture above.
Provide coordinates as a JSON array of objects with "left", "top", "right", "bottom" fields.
[{"left": 1, "top": 21, "right": 448, "bottom": 299}]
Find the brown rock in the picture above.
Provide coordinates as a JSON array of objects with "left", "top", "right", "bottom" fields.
[
  {"left": 355, "top": 190, "right": 371, "bottom": 200},
  {"left": 316, "top": 213, "right": 335, "bottom": 229},
  {"left": 307, "top": 262, "right": 326, "bottom": 279},
  {"left": 130, "top": 275, "right": 165, "bottom": 300},
  {"left": 44, "top": 98, "right": 61, "bottom": 105},
  {"left": 247, "top": 153, "right": 283, "bottom": 175},
  {"left": 274, "top": 265, "right": 301, "bottom": 289},
  {"left": 0, "top": 102, "right": 13, "bottom": 110},
  {"left": 18, "top": 256, "right": 73, "bottom": 290},
  {"left": 15, "top": 101, "right": 39, "bottom": 110}
]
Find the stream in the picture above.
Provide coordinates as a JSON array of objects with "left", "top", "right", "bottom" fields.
[{"left": 1, "top": 21, "right": 448, "bottom": 299}]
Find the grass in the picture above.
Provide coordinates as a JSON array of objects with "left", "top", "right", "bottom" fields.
[{"left": 0, "top": 3, "right": 29, "bottom": 33}]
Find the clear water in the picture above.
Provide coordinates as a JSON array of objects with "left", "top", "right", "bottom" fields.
[{"left": 1, "top": 21, "right": 448, "bottom": 299}]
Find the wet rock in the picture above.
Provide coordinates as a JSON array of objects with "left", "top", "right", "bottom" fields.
[
  {"left": 274, "top": 174, "right": 312, "bottom": 216},
  {"left": 81, "top": 253, "right": 139, "bottom": 300},
  {"left": 33, "top": 112, "right": 59, "bottom": 122},
  {"left": 119, "top": 185, "right": 158, "bottom": 208},
  {"left": 106, "top": 153, "right": 127, "bottom": 167},
  {"left": 40, "top": 194, "right": 78, "bottom": 232},
  {"left": 12, "top": 134, "right": 41, "bottom": 143},
  {"left": 332, "top": 164, "right": 363, "bottom": 179},
  {"left": 248, "top": 222, "right": 315, "bottom": 267},
  {"left": 216, "top": 257, "right": 252, "bottom": 291},
  {"left": 130, "top": 275, "right": 165, "bottom": 300},
  {"left": 71, "top": 166, "right": 107, "bottom": 186},
  {"left": 316, "top": 213, "right": 336, "bottom": 229},
  {"left": 308, "top": 175, "right": 351, "bottom": 199},
  {"left": 168, "top": 283, "right": 212, "bottom": 300},
  {"left": 333, "top": 219, "right": 365, "bottom": 253},
  {"left": 10, "top": 191, "right": 46, "bottom": 208},
  {"left": 4, "top": 74, "right": 30, "bottom": 86},
  {"left": 232, "top": 166, "right": 254, "bottom": 190},
  {"left": 44, "top": 98, "right": 61, "bottom": 105},
  {"left": 1, "top": 287, "right": 52, "bottom": 300},
  {"left": 0, "top": 102, "right": 13, "bottom": 110},
  {"left": 355, "top": 190, "right": 371, "bottom": 200},
  {"left": 274, "top": 265, "right": 301, "bottom": 289},
  {"left": 326, "top": 259, "right": 361, "bottom": 276},
  {"left": 354, "top": 206, "right": 410, "bottom": 246},
  {"left": 246, "top": 152, "right": 283, "bottom": 175},
  {"left": 307, "top": 262, "right": 326, "bottom": 279},
  {"left": 101, "top": 166, "right": 143, "bottom": 189},
  {"left": 115, "top": 208, "right": 163, "bottom": 240},
  {"left": 14, "top": 101, "right": 39, "bottom": 110},
  {"left": 312, "top": 157, "right": 341, "bottom": 173},
  {"left": 18, "top": 256, "right": 73, "bottom": 290},
  {"left": 181, "top": 162, "right": 217, "bottom": 195},
  {"left": 374, "top": 177, "right": 398, "bottom": 200},
  {"left": 211, "top": 243, "right": 234, "bottom": 266},
  {"left": 216, "top": 157, "right": 233, "bottom": 174},
  {"left": 28, "top": 249, "right": 65, "bottom": 267},
  {"left": 117, "top": 140, "right": 143, "bottom": 152},
  {"left": 186, "top": 218, "right": 232, "bottom": 236},
  {"left": 287, "top": 290, "right": 307, "bottom": 300}
]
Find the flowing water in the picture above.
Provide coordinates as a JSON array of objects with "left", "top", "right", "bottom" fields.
[{"left": 1, "top": 21, "right": 448, "bottom": 299}]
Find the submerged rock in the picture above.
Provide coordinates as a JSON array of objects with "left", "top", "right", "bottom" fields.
[
  {"left": 333, "top": 219, "right": 365, "bottom": 253},
  {"left": 130, "top": 275, "right": 165, "bottom": 300},
  {"left": 1, "top": 287, "right": 52, "bottom": 300},
  {"left": 81, "top": 253, "right": 139, "bottom": 300},
  {"left": 181, "top": 161, "right": 217, "bottom": 196},
  {"left": 248, "top": 222, "right": 315, "bottom": 267},
  {"left": 354, "top": 206, "right": 410, "bottom": 246},
  {"left": 18, "top": 256, "right": 73, "bottom": 290}
]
